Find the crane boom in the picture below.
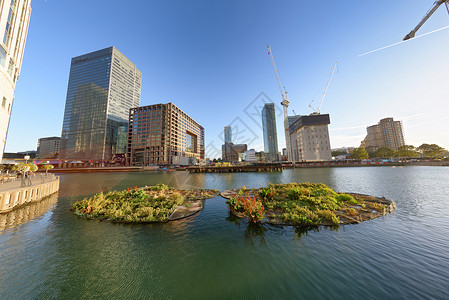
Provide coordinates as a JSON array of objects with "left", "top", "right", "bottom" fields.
[
  {"left": 267, "top": 45, "right": 292, "bottom": 162},
  {"left": 316, "top": 62, "right": 337, "bottom": 115},
  {"left": 404, "top": 0, "right": 449, "bottom": 40}
]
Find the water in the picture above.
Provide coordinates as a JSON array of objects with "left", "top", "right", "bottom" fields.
[{"left": 1, "top": 167, "right": 448, "bottom": 299}]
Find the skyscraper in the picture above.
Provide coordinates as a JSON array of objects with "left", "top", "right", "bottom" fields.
[
  {"left": 262, "top": 103, "right": 279, "bottom": 162},
  {"left": 224, "top": 125, "right": 232, "bottom": 144},
  {"left": 0, "top": 0, "right": 31, "bottom": 160},
  {"left": 363, "top": 117, "right": 405, "bottom": 152},
  {"left": 60, "top": 47, "right": 141, "bottom": 160}
]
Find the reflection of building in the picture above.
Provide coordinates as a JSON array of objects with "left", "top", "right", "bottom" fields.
[
  {"left": 222, "top": 143, "right": 247, "bottom": 162},
  {"left": 60, "top": 47, "right": 141, "bottom": 160},
  {"left": 262, "top": 103, "right": 279, "bottom": 162},
  {"left": 224, "top": 126, "right": 232, "bottom": 144},
  {"left": 289, "top": 114, "right": 332, "bottom": 161},
  {"left": 362, "top": 117, "right": 405, "bottom": 152},
  {"left": 127, "top": 103, "right": 204, "bottom": 166},
  {"left": 0, "top": 0, "right": 32, "bottom": 161},
  {"left": 37, "top": 137, "right": 61, "bottom": 158}
]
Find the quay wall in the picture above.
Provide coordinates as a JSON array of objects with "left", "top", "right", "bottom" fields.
[{"left": 0, "top": 176, "right": 60, "bottom": 213}]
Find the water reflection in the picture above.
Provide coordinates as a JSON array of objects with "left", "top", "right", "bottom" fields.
[{"left": 0, "top": 193, "right": 58, "bottom": 231}]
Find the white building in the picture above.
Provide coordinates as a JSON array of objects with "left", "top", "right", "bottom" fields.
[
  {"left": 244, "top": 149, "right": 257, "bottom": 163},
  {"left": 289, "top": 114, "right": 332, "bottom": 162},
  {"left": 0, "top": 0, "right": 32, "bottom": 160}
]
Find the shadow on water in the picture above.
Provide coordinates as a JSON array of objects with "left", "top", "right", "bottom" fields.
[{"left": 226, "top": 210, "right": 342, "bottom": 244}]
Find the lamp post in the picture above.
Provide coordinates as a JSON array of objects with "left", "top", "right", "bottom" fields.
[{"left": 24, "top": 155, "right": 30, "bottom": 164}]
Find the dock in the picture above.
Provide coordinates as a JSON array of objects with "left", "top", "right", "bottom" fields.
[{"left": 188, "top": 163, "right": 284, "bottom": 173}]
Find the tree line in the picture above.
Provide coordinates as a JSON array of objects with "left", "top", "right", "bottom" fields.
[{"left": 337, "top": 144, "right": 448, "bottom": 160}]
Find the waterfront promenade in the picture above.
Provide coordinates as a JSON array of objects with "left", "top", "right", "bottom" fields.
[{"left": 0, "top": 174, "right": 60, "bottom": 213}]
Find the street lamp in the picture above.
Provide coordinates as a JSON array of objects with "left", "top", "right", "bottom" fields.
[{"left": 24, "top": 155, "right": 30, "bottom": 164}]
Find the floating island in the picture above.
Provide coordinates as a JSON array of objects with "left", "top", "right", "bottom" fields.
[
  {"left": 221, "top": 183, "right": 396, "bottom": 226},
  {"left": 72, "top": 184, "right": 219, "bottom": 223}
]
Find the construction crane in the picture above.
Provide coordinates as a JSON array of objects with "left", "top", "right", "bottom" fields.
[
  {"left": 267, "top": 44, "right": 292, "bottom": 162},
  {"left": 403, "top": 0, "right": 449, "bottom": 40},
  {"left": 309, "top": 62, "right": 338, "bottom": 115}
]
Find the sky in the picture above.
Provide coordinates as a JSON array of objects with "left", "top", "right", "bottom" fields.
[{"left": 5, "top": 0, "right": 449, "bottom": 158}]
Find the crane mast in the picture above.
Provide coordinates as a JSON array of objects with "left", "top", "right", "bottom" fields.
[
  {"left": 404, "top": 0, "right": 449, "bottom": 40},
  {"left": 267, "top": 45, "right": 292, "bottom": 162}
]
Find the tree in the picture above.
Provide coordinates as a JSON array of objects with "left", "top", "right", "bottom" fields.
[
  {"left": 28, "top": 163, "right": 38, "bottom": 173},
  {"left": 40, "top": 164, "right": 54, "bottom": 174},
  {"left": 395, "top": 145, "right": 419, "bottom": 157},
  {"left": 331, "top": 150, "right": 347, "bottom": 157},
  {"left": 374, "top": 147, "right": 395, "bottom": 158},
  {"left": 350, "top": 147, "right": 369, "bottom": 159},
  {"left": 12, "top": 163, "right": 30, "bottom": 174},
  {"left": 417, "top": 144, "right": 446, "bottom": 157}
]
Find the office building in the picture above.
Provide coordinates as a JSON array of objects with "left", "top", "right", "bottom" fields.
[
  {"left": 0, "top": 0, "right": 31, "bottom": 160},
  {"left": 261, "top": 103, "right": 279, "bottom": 162},
  {"left": 60, "top": 46, "right": 141, "bottom": 160},
  {"left": 127, "top": 103, "right": 204, "bottom": 166},
  {"left": 244, "top": 149, "right": 257, "bottom": 163},
  {"left": 362, "top": 117, "right": 405, "bottom": 152},
  {"left": 289, "top": 114, "right": 332, "bottom": 161},
  {"left": 224, "top": 125, "right": 232, "bottom": 144},
  {"left": 222, "top": 143, "right": 247, "bottom": 162},
  {"left": 37, "top": 137, "right": 61, "bottom": 158}
]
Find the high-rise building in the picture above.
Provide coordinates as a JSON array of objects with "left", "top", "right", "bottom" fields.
[
  {"left": 222, "top": 143, "right": 247, "bottom": 162},
  {"left": 127, "top": 103, "right": 204, "bottom": 166},
  {"left": 289, "top": 114, "right": 332, "bottom": 161},
  {"left": 363, "top": 117, "right": 405, "bottom": 152},
  {"left": 262, "top": 103, "right": 279, "bottom": 162},
  {"left": 0, "top": 0, "right": 31, "bottom": 160},
  {"left": 60, "top": 47, "right": 141, "bottom": 160},
  {"left": 37, "top": 137, "right": 61, "bottom": 159},
  {"left": 224, "top": 125, "right": 232, "bottom": 144}
]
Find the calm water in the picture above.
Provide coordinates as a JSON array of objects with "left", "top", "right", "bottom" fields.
[{"left": 1, "top": 167, "right": 448, "bottom": 299}]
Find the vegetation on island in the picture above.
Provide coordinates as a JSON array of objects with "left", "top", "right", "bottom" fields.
[
  {"left": 72, "top": 184, "right": 219, "bottom": 223},
  {"left": 225, "top": 182, "right": 393, "bottom": 226}
]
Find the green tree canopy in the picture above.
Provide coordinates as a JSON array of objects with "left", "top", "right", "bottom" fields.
[
  {"left": 350, "top": 147, "right": 369, "bottom": 159},
  {"left": 374, "top": 147, "right": 395, "bottom": 158},
  {"left": 417, "top": 144, "right": 446, "bottom": 157},
  {"left": 331, "top": 150, "right": 347, "bottom": 157},
  {"left": 396, "top": 145, "right": 419, "bottom": 157}
]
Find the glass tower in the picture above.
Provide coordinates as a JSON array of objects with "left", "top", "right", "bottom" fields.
[
  {"left": 60, "top": 47, "right": 141, "bottom": 160},
  {"left": 224, "top": 126, "right": 232, "bottom": 144},
  {"left": 262, "top": 103, "right": 279, "bottom": 162}
]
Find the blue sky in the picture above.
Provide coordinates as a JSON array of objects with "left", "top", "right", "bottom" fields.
[{"left": 6, "top": 0, "right": 449, "bottom": 157}]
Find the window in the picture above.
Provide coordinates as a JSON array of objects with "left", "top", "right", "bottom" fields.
[{"left": 2, "top": 97, "right": 6, "bottom": 108}]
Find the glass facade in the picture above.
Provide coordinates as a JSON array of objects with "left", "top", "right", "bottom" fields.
[
  {"left": 60, "top": 47, "right": 141, "bottom": 160},
  {"left": 262, "top": 103, "right": 279, "bottom": 162}
]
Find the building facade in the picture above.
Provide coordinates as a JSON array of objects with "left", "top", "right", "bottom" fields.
[
  {"left": 289, "top": 114, "right": 332, "bottom": 162},
  {"left": 60, "top": 47, "right": 141, "bottom": 160},
  {"left": 261, "top": 103, "right": 279, "bottom": 162},
  {"left": 222, "top": 143, "right": 247, "bottom": 162},
  {"left": 127, "top": 103, "right": 204, "bottom": 166},
  {"left": 363, "top": 117, "right": 405, "bottom": 152},
  {"left": 37, "top": 136, "right": 61, "bottom": 158},
  {"left": 0, "top": 0, "right": 31, "bottom": 160}
]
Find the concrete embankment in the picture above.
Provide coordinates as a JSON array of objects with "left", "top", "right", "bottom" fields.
[{"left": 0, "top": 174, "right": 60, "bottom": 213}]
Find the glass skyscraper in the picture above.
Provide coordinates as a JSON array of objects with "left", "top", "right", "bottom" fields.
[
  {"left": 60, "top": 47, "right": 141, "bottom": 160},
  {"left": 262, "top": 103, "right": 279, "bottom": 162}
]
